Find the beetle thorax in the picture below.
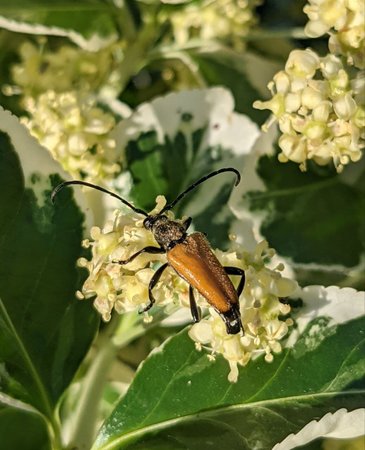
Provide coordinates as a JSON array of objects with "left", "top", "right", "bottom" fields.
[{"left": 147, "top": 215, "right": 186, "bottom": 250}]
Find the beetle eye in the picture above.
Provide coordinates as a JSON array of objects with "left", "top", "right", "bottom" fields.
[{"left": 143, "top": 217, "right": 153, "bottom": 229}]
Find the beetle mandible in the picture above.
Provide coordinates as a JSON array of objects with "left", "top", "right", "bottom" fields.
[{"left": 51, "top": 168, "right": 245, "bottom": 334}]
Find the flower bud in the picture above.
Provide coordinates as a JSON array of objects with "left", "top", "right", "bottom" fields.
[
  {"left": 279, "top": 134, "right": 307, "bottom": 163},
  {"left": 305, "top": 18, "right": 330, "bottom": 37},
  {"left": 285, "top": 49, "right": 320, "bottom": 79},
  {"left": 285, "top": 93, "right": 301, "bottom": 112},
  {"left": 273, "top": 71, "right": 290, "bottom": 94},
  {"left": 301, "top": 85, "right": 324, "bottom": 109},
  {"left": 333, "top": 92, "right": 357, "bottom": 119},
  {"left": 312, "top": 101, "right": 331, "bottom": 122}
]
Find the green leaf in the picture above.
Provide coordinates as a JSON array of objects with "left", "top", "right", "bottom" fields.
[
  {"left": 93, "top": 286, "right": 365, "bottom": 450},
  {"left": 246, "top": 154, "right": 364, "bottom": 267},
  {"left": 0, "top": 0, "right": 117, "bottom": 50},
  {"left": 0, "top": 108, "right": 98, "bottom": 433},
  {"left": 231, "top": 143, "right": 365, "bottom": 272},
  {"left": 0, "top": 403, "right": 51, "bottom": 450},
  {"left": 114, "top": 87, "right": 259, "bottom": 248}
]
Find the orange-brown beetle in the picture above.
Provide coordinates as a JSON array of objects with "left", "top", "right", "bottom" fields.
[{"left": 52, "top": 168, "right": 245, "bottom": 334}]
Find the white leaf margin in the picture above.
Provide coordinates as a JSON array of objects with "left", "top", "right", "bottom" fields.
[
  {"left": 277, "top": 285, "right": 365, "bottom": 448},
  {"left": 229, "top": 125, "right": 276, "bottom": 247},
  {"left": 286, "top": 285, "right": 365, "bottom": 348},
  {"left": 0, "top": 391, "right": 40, "bottom": 416},
  {"left": 113, "top": 87, "right": 260, "bottom": 156},
  {"left": 273, "top": 408, "right": 365, "bottom": 450},
  {"left": 112, "top": 87, "right": 260, "bottom": 216},
  {"left": 0, "top": 15, "right": 116, "bottom": 51},
  {"left": 0, "top": 106, "right": 92, "bottom": 229}
]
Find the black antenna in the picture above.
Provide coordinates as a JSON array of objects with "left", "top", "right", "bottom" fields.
[
  {"left": 161, "top": 167, "right": 241, "bottom": 214},
  {"left": 51, "top": 180, "right": 148, "bottom": 217}
]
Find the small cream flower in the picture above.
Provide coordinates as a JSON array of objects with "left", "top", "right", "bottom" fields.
[
  {"left": 254, "top": 49, "right": 364, "bottom": 172},
  {"left": 21, "top": 91, "right": 121, "bottom": 183},
  {"left": 304, "top": 0, "right": 365, "bottom": 68}
]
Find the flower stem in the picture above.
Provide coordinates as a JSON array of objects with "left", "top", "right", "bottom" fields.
[
  {"left": 118, "top": 17, "right": 160, "bottom": 93},
  {"left": 65, "top": 313, "right": 147, "bottom": 450},
  {"left": 246, "top": 27, "right": 308, "bottom": 40}
]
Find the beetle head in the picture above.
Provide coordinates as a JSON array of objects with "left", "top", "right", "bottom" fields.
[{"left": 143, "top": 214, "right": 166, "bottom": 230}]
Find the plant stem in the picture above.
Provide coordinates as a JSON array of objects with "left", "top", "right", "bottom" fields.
[
  {"left": 118, "top": 18, "right": 159, "bottom": 93},
  {"left": 65, "top": 313, "right": 149, "bottom": 450},
  {"left": 108, "top": 0, "right": 137, "bottom": 42},
  {"left": 246, "top": 27, "right": 308, "bottom": 40},
  {"left": 48, "top": 417, "right": 64, "bottom": 450}
]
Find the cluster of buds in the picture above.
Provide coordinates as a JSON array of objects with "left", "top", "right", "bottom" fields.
[
  {"left": 77, "top": 196, "right": 297, "bottom": 382},
  {"left": 304, "top": 0, "right": 365, "bottom": 69},
  {"left": 22, "top": 91, "right": 120, "bottom": 182},
  {"left": 9, "top": 41, "right": 122, "bottom": 183},
  {"left": 12, "top": 41, "right": 121, "bottom": 96},
  {"left": 167, "top": 0, "right": 260, "bottom": 50},
  {"left": 254, "top": 49, "right": 365, "bottom": 172}
]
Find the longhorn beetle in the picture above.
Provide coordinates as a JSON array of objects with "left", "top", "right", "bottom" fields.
[{"left": 51, "top": 168, "right": 245, "bottom": 334}]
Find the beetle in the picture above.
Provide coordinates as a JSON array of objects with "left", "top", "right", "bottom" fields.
[{"left": 51, "top": 168, "right": 245, "bottom": 334}]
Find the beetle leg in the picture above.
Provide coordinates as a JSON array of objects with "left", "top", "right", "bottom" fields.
[
  {"left": 113, "top": 246, "right": 164, "bottom": 265},
  {"left": 221, "top": 304, "right": 243, "bottom": 335},
  {"left": 189, "top": 286, "right": 201, "bottom": 323},
  {"left": 183, "top": 217, "right": 192, "bottom": 231},
  {"left": 140, "top": 263, "right": 169, "bottom": 313},
  {"left": 224, "top": 266, "right": 245, "bottom": 297}
]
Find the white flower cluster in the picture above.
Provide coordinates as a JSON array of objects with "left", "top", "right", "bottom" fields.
[
  {"left": 304, "top": 0, "right": 365, "bottom": 69},
  {"left": 77, "top": 197, "right": 297, "bottom": 382},
  {"left": 10, "top": 41, "right": 122, "bottom": 183},
  {"left": 167, "top": 0, "right": 260, "bottom": 50},
  {"left": 21, "top": 91, "right": 120, "bottom": 182},
  {"left": 254, "top": 49, "right": 365, "bottom": 172},
  {"left": 77, "top": 197, "right": 189, "bottom": 321},
  {"left": 189, "top": 240, "right": 297, "bottom": 382}
]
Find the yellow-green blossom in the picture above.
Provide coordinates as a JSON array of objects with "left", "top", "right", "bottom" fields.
[
  {"left": 78, "top": 197, "right": 297, "bottom": 381},
  {"left": 304, "top": 0, "right": 365, "bottom": 68},
  {"left": 8, "top": 40, "right": 124, "bottom": 183},
  {"left": 167, "top": 0, "right": 261, "bottom": 50},
  {"left": 254, "top": 49, "right": 365, "bottom": 172},
  {"left": 12, "top": 41, "right": 122, "bottom": 96},
  {"left": 22, "top": 91, "right": 121, "bottom": 182}
]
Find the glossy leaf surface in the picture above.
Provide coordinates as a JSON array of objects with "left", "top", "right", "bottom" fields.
[
  {"left": 0, "top": 109, "right": 98, "bottom": 431},
  {"left": 93, "top": 287, "right": 365, "bottom": 450}
]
